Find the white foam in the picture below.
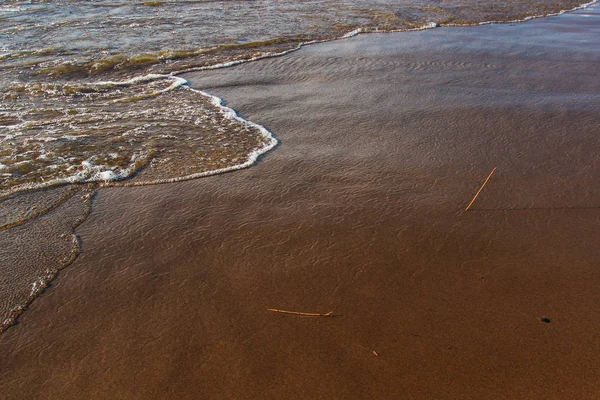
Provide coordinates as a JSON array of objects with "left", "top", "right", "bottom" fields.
[
  {"left": 95, "top": 73, "right": 167, "bottom": 87},
  {"left": 159, "top": 76, "right": 187, "bottom": 93},
  {"left": 154, "top": 0, "right": 599, "bottom": 189},
  {"left": 342, "top": 28, "right": 364, "bottom": 38},
  {"left": 93, "top": 74, "right": 188, "bottom": 102},
  {"left": 174, "top": 0, "right": 598, "bottom": 77},
  {"left": 0, "top": 152, "right": 147, "bottom": 198},
  {"left": 171, "top": 46, "right": 307, "bottom": 75},
  {"left": 30, "top": 277, "right": 48, "bottom": 297},
  {"left": 94, "top": 170, "right": 122, "bottom": 181},
  {"left": 445, "top": 0, "right": 598, "bottom": 27},
  {"left": 106, "top": 85, "right": 278, "bottom": 187},
  {"left": 3, "top": 0, "right": 595, "bottom": 197}
]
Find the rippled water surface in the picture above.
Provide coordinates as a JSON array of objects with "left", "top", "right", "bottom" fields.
[
  {"left": 0, "top": 0, "right": 594, "bottom": 331},
  {"left": 0, "top": 0, "right": 587, "bottom": 194},
  {"left": 0, "top": 2, "right": 597, "bottom": 397}
]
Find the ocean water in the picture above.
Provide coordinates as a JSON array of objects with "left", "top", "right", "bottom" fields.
[
  {"left": 0, "top": 0, "right": 595, "bottom": 331},
  {"left": 0, "top": 2, "right": 597, "bottom": 396},
  {"left": 0, "top": 0, "right": 589, "bottom": 195}
]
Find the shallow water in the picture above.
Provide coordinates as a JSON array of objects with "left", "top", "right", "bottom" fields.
[
  {"left": 0, "top": 0, "right": 587, "bottom": 195},
  {"left": 0, "top": 0, "right": 596, "bottom": 334},
  {"left": 0, "top": 3, "right": 598, "bottom": 398}
]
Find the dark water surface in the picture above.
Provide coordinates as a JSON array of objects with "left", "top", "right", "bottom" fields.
[
  {"left": 2, "top": 1, "right": 593, "bottom": 329},
  {"left": 1, "top": 0, "right": 584, "bottom": 195},
  {"left": 1, "top": 3, "right": 599, "bottom": 399}
]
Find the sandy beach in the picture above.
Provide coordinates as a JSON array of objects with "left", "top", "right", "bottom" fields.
[{"left": 1, "top": 3, "right": 599, "bottom": 399}]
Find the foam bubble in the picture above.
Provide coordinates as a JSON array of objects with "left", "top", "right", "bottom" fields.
[{"left": 2, "top": 0, "right": 596, "bottom": 196}]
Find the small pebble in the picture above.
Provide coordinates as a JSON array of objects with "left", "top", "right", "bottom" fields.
[{"left": 540, "top": 317, "right": 551, "bottom": 323}]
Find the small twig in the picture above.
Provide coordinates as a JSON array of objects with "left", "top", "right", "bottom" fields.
[
  {"left": 267, "top": 308, "right": 334, "bottom": 317},
  {"left": 465, "top": 167, "right": 497, "bottom": 211}
]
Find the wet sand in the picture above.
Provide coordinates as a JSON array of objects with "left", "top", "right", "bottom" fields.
[{"left": 1, "top": 4, "right": 599, "bottom": 399}]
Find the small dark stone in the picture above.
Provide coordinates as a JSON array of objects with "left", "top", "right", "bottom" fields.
[{"left": 540, "top": 317, "right": 551, "bottom": 323}]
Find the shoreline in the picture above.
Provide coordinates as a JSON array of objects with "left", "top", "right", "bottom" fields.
[
  {"left": 1, "top": 0, "right": 597, "bottom": 334},
  {"left": 1, "top": 2, "right": 599, "bottom": 398},
  {"left": 1, "top": 0, "right": 596, "bottom": 199}
]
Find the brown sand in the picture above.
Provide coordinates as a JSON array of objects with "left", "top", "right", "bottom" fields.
[{"left": 1, "top": 5, "right": 599, "bottom": 399}]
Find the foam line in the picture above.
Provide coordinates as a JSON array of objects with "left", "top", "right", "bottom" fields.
[
  {"left": 2, "top": 0, "right": 595, "bottom": 197},
  {"left": 105, "top": 85, "right": 278, "bottom": 187},
  {"left": 173, "top": 1, "right": 597, "bottom": 76},
  {"left": 0, "top": 156, "right": 145, "bottom": 198}
]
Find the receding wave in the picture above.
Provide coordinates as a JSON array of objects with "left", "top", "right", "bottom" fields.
[
  {"left": 0, "top": 0, "right": 597, "bottom": 333},
  {"left": 1, "top": 74, "right": 276, "bottom": 197},
  {"left": 1, "top": 0, "right": 596, "bottom": 198}
]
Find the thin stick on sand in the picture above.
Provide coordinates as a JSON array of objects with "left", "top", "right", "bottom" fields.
[
  {"left": 267, "top": 308, "right": 334, "bottom": 317},
  {"left": 465, "top": 167, "right": 497, "bottom": 211}
]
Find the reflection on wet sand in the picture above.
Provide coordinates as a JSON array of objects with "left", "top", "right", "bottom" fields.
[{"left": 0, "top": 3, "right": 599, "bottom": 400}]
